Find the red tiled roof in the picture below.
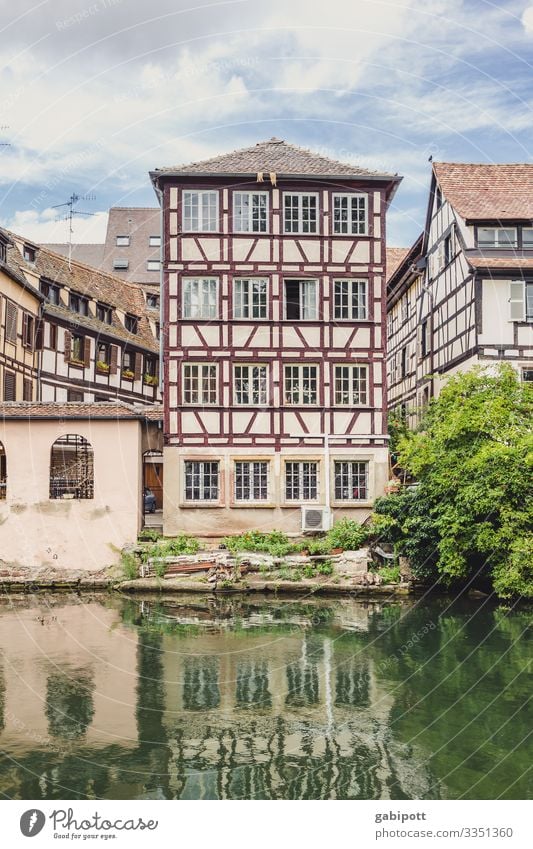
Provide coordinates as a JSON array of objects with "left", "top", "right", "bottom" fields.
[
  {"left": 0, "top": 402, "right": 140, "bottom": 419},
  {"left": 153, "top": 138, "right": 398, "bottom": 179},
  {"left": 467, "top": 254, "right": 533, "bottom": 270},
  {"left": 386, "top": 247, "right": 410, "bottom": 282},
  {"left": 433, "top": 162, "right": 533, "bottom": 220}
]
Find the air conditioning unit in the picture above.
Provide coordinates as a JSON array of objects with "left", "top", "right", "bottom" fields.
[{"left": 301, "top": 505, "right": 331, "bottom": 533}]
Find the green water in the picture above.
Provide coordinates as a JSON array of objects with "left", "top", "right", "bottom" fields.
[{"left": 0, "top": 593, "right": 530, "bottom": 800}]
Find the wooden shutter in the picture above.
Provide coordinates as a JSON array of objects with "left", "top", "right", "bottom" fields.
[
  {"left": 64, "top": 330, "right": 71, "bottom": 361},
  {"left": 3, "top": 370, "right": 16, "bottom": 401},
  {"left": 134, "top": 352, "right": 142, "bottom": 381},
  {"left": 509, "top": 281, "right": 525, "bottom": 322},
  {"left": 5, "top": 302, "right": 17, "bottom": 343},
  {"left": 23, "top": 379, "right": 33, "bottom": 401},
  {"left": 83, "top": 336, "right": 91, "bottom": 367},
  {"left": 110, "top": 345, "right": 118, "bottom": 375}
]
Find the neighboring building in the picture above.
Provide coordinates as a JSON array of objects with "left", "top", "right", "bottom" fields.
[
  {"left": 44, "top": 206, "right": 161, "bottom": 286},
  {"left": 150, "top": 137, "right": 401, "bottom": 537},
  {"left": 386, "top": 163, "right": 533, "bottom": 418},
  {"left": 0, "top": 401, "right": 162, "bottom": 570},
  {"left": 0, "top": 229, "right": 160, "bottom": 405},
  {"left": 0, "top": 229, "right": 43, "bottom": 405}
]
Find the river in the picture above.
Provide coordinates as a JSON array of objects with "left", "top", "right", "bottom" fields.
[{"left": 0, "top": 592, "right": 530, "bottom": 800}]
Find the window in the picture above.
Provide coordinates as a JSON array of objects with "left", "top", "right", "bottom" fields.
[
  {"left": 182, "top": 278, "right": 217, "bottom": 319},
  {"left": 0, "top": 442, "right": 6, "bottom": 500},
  {"left": 113, "top": 259, "right": 129, "bottom": 270},
  {"left": 67, "top": 389, "right": 84, "bottom": 401},
  {"left": 182, "top": 190, "right": 218, "bottom": 232},
  {"left": 96, "top": 303, "right": 112, "bottom": 324},
  {"left": 233, "top": 192, "right": 268, "bottom": 233},
  {"left": 284, "top": 364, "right": 318, "bottom": 405},
  {"left": 444, "top": 233, "right": 452, "bottom": 265},
  {"left": 283, "top": 193, "right": 318, "bottom": 234},
  {"left": 477, "top": 227, "right": 518, "bottom": 248},
  {"left": 234, "top": 461, "right": 268, "bottom": 501},
  {"left": 23, "top": 245, "right": 36, "bottom": 263},
  {"left": 183, "top": 363, "right": 217, "bottom": 405},
  {"left": 435, "top": 185, "right": 442, "bottom": 211},
  {"left": 155, "top": 321, "right": 160, "bottom": 340},
  {"left": 69, "top": 292, "right": 88, "bottom": 316},
  {"left": 285, "top": 461, "right": 318, "bottom": 501},
  {"left": 50, "top": 434, "right": 94, "bottom": 499},
  {"left": 0, "top": 242, "right": 6, "bottom": 263},
  {"left": 401, "top": 295, "right": 409, "bottom": 324},
  {"left": 522, "top": 368, "right": 533, "bottom": 382},
  {"left": 284, "top": 279, "right": 317, "bottom": 320},
  {"left": 5, "top": 301, "right": 17, "bottom": 343},
  {"left": 147, "top": 260, "right": 160, "bottom": 272},
  {"left": 40, "top": 281, "right": 60, "bottom": 304},
  {"left": 522, "top": 228, "right": 533, "bottom": 247},
  {"left": 233, "top": 278, "right": 267, "bottom": 319},
  {"left": 22, "top": 313, "right": 34, "bottom": 349},
  {"left": 96, "top": 342, "right": 110, "bottom": 370},
  {"left": 334, "top": 365, "right": 368, "bottom": 405},
  {"left": 184, "top": 461, "right": 219, "bottom": 501},
  {"left": 144, "top": 356, "right": 158, "bottom": 384},
  {"left": 49, "top": 322, "right": 57, "bottom": 350},
  {"left": 509, "top": 281, "right": 533, "bottom": 322},
  {"left": 116, "top": 236, "right": 130, "bottom": 247},
  {"left": 332, "top": 194, "right": 367, "bottom": 235},
  {"left": 234, "top": 364, "right": 268, "bottom": 405},
  {"left": 421, "top": 320, "right": 429, "bottom": 358},
  {"left": 401, "top": 346, "right": 408, "bottom": 378},
  {"left": 334, "top": 461, "right": 368, "bottom": 501},
  {"left": 3, "top": 370, "right": 15, "bottom": 401},
  {"left": 125, "top": 314, "right": 138, "bottom": 334},
  {"left": 149, "top": 235, "right": 161, "bottom": 247},
  {"left": 333, "top": 279, "right": 367, "bottom": 320},
  {"left": 146, "top": 293, "right": 160, "bottom": 308}
]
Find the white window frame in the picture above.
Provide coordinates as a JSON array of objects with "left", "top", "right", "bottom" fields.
[
  {"left": 334, "top": 461, "right": 369, "bottom": 502},
  {"left": 284, "top": 461, "right": 319, "bottom": 502},
  {"left": 283, "top": 192, "right": 319, "bottom": 234},
  {"left": 234, "top": 460, "right": 269, "bottom": 502},
  {"left": 116, "top": 235, "right": 130, "bottom": 247},
  {"left": 184, "top": 460, "right": 220, "bottom": 502},
  {"left": 333, "top": 279, "right": 368, "bottom": 321},
  {"left": 146, "top": 260, "right": 160, "bottom": 271},
  {"left": 182, "top": 190, "right": 219, "bottom": 233},
  {"left": 149, "top": 235, "right": 161, "bottom": 247},
  {"left": 332, "top": 193, "right": 367, "bottom": 235},
  {"left": 233, "top": 192, "right": 269, "bottom": 233},
  {"left": 477, "top": 226, "right": 518, "bottom": 248},
  {"left": 233, "top": 278, "right": 268, "bottom": 319},
  {"left": 522, "top": 227, "right": 533, "bottom": 248},
  {"left": 284, "top": 279, "right": 318, "bottom": 320},
  {"left": 509, "top": 280, "right": 526, "bottom": 322},
  {"left": 333, "top": 364, "right": 368, "bottom": 406},
  {"left": 233, "top": 364, "right": 268, "bottom": 406},
  {"left": 182, "top": 363, "right": 218, "bottom": 405},
  {"left": 284, "top": 364, "right": 318, "bottom": 405},
  {"left": 182, "top": 278, "right": 218, "bottom": 319}
]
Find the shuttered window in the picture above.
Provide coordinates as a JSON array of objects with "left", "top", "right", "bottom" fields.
[
  {"left": 3, "top": 370, "right": 16, "bottom": 401},
  {"left": 23, "top": 379, "right": 33, "bottom": 401},
  {"left": 509, "top": 281, "right": 525, "bottom": 322},
  {"left": 22, "top": 313, "right": 34, "bottom": 348},
  {"left": 5, "top": 301, "right": 17, "bottom": 343}
]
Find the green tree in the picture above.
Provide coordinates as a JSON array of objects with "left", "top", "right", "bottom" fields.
[{"left": 375, "top": 365, "right": 533, "bottom": 598}]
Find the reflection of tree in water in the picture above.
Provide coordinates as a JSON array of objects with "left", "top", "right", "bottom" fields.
[
  {"left": 285, "top": 637, "right": 319, "bottom": 708},
  {"left": 45, "top": 668, "right": 94, "bottom": 740},
  {"left": 183, "top": 657, "right": 220, "bottom": 711},
  {"left": 236, "top": 660, "right": 271, "bottom": 708},
  {"left": 335, "top": 661, "right": 370, "bottom": 708}
]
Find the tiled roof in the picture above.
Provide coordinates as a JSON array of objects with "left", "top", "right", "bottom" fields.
[
  {"left": 153, "top": 138, "right": 399, "bottom": 179},
  {"left": 467, "top": 254, "right": 533, "bottom": 270},
  {"left": 386, "top": 247, "right": 410, "bottom": 282},
  {"left": 0, "top": 402, "right": 141, "bottom": 419},
  {"left": 42, "top": 243, "right": 106, "bottom": 267},
  {"left": 133, "top": 403, "right": 163, "bottom": 421},
  {"left": 433, "top": 162, "right": 533, "bottom": 220}
]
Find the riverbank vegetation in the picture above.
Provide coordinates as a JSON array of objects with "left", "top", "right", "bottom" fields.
[{"left": 376, "top": 365, "right": 532, "bottom": 599}]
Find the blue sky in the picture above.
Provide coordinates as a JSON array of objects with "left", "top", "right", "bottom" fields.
[{"left": 1, "top": 0, "right": 532, "bottom": 248}]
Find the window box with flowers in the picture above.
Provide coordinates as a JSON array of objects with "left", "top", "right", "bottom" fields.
[
  {"left": 96, "top": 360, "right": 110, "bottom": 374},
  {"left": 143, "top": 373, "right": 159, "bottom": 386},
  {"left": 122, "top": 369, "right": 135, "bottom": 381}
]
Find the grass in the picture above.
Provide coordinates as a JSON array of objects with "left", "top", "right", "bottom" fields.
[
  {"left": 140, "top": 534, "right": 200, "bottom": 564},
  {"left": 120, "top": 552, "right": 139, "bottom": 580}
]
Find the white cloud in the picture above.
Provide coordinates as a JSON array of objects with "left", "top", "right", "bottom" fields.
[
  {"left": 522, "top": 5, "right": 533, "bottom": 34},
  {"left": 3, "top": 208, "right": 109, "bottom": 244}
]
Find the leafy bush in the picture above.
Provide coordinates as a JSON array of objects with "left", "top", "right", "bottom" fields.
[
  {"left": 307, "top": 538, "right": 331, "bottom": 556},
  {"left": 324, "top": 518, "right": 369, "bottom": 551},
  {"left": 138, "top": 528, "right": 160, "bottom": 543},
  {"left": 141, "top": 534, "right": 200, "bottom": 563},
  {"left": 222, "top": 530, "right": 299, "bottom": 557},
  {"left": 316, "top": 560, "right": 334, "bottom": 576},
  {"left": 375, "top": 565, "right": 401, "bottom": 583},
  {"left": 121, "top": 552, "right": 139, "bottom": 580}
]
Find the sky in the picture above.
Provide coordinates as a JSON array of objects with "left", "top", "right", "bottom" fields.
[{"left": 0, "top": 0, "right": 532, "bottom": 248}]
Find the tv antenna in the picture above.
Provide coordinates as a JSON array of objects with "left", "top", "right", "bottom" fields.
[
  {"left": 0, "top": 125, "right": 10, "bottom": 148},
  {"left": 52, "top": 192, "right": 96, "bottom": 268}
]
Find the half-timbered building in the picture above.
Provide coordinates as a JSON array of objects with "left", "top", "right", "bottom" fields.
[
  {"left": 151, "top": 138, "right": 401, "bottom": 536},
  {"left": 386, "top": 163, "right": 533, "bottom": 418}
]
